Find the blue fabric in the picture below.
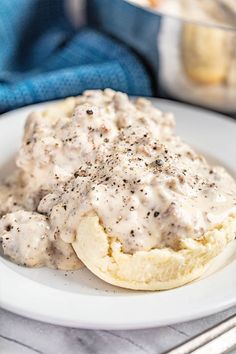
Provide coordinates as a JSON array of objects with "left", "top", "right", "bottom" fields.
[
  {"left": 89, "top": 0, "right": 162, "bottom": 94},
  {"left": 0, "top": 0, "right": 152, "bottom": 113}
]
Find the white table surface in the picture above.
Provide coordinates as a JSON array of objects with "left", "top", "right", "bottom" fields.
[{"left": 1, "top": 306, "right": 236, "bottom": 354}]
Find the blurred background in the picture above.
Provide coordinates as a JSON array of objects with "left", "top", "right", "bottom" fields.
[{"left": 0, "top": 0, "right": 235, "bottom": 116}]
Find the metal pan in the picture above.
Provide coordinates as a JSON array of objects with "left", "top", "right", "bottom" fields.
[{"left": 88, "top": 0, "right": 236, "bottom": 114}]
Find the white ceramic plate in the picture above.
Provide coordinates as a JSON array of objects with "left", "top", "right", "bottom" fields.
[{"left": 0, "top": 99, "right": 236, "bottom": 330}]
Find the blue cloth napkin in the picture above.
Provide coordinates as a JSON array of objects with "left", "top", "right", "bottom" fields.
[{"left": 0, "top": 0, "right": 152, "bottom": 113}]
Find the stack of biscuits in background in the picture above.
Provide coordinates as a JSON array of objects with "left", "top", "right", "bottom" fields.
[
  {"left": 181, "top": 0, "right": 236, "bottom": 87},
  {"left": 131, "top": 0, "right": 236, "bottom": 87}
]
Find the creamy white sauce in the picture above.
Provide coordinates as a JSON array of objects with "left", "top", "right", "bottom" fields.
[
  {"left": 0, "top": 210, "right": 80, "bottom": 269},
  {"left": 0, "top": 89, "right": 236, "bottom": 266},
  {"left": 39, "top": 120, "right": 236, "bottom": 252}
]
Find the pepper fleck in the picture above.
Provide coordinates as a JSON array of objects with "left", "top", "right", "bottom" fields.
[
  {"left": 5, "top": 224, "right": 12, "bottom": 232},
  {"left": 86, "top": 109, "right": 93, "bottom": 115},
  {"left": 155, "top": 159, "right": 164, "bottom": 166}
]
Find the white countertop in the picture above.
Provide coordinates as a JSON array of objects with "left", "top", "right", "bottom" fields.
[{"left": 1, "top": 307, "right": 236, "bottom": 354}]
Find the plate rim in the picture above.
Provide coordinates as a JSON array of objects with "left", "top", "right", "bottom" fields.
[{"left": 1, "top": 257, "right": 236, "bottom": 330}]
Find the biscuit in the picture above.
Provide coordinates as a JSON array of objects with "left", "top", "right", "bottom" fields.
[
  {"left": 72, "top": 213, "right": 236, "bottom": 290},
  {"left": 182, "top": 24, "right": 230, "bottom": 85}
]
